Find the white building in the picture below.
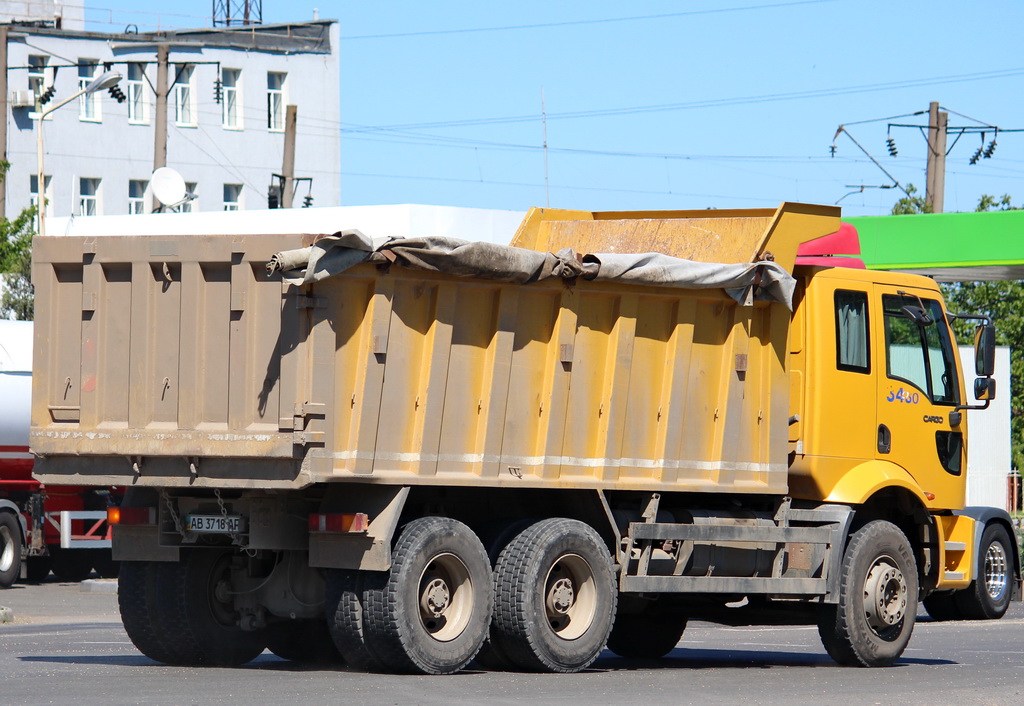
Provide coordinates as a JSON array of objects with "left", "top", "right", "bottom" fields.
[{"left": 0, "top": 12, "right": 339, "bottom": 220}]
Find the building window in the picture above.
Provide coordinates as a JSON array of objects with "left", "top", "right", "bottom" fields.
[
  {"left": 223, "top": 184, "right": 242, "bottom": 211},
  {"left": 30, "top": 175, "right": 52, "bottom": 215},
  {"left": 222, "top": 68, "right": 241, "bottom": 129},
  {"left": 129, "top": 180, "right": 148, "bottom": 214},
  {"left": 28, "top": 55, "right": 48, "bottom": 95},
  {"left": 174, "top": 64, "right": 196, "bottom": 127},
  {"left": 267, "top": 72, "right": 286, "bottom": 131},
  {"left": 127, "top": 63, "right": 148, "bottom": 124},
  {"left": 181, "top": 182, "right": 197, "bottom": 212},
  {"left": 79, "top": 178, "right": 101, "bottom": 216},
  {"left": 78, "top": 60, "right": 101, "bottom": 121}
]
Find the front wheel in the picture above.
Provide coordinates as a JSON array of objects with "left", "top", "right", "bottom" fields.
[
  {"left": 0, "top": 512, "right": 23, "bottom": 588},
  {"left": 817, "top": 520, "right": 918, "bottom": 667},
  {"left": 954, "top": 523, "right": 1014, "bottom": 620}
]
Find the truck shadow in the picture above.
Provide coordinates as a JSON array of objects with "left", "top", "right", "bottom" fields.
[
  {"left": 17, "top": 647, "right": 955, "bottom": 672},
  {"left": 588, "top": 647, "right": 955, "bottom": 670}
]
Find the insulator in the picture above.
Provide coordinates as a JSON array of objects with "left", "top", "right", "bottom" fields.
[
  {"left": 829, "top": 143, "right": 837, "bottom": 157},
  {"left": 886, "top": 137, "right": 898, "bottom": 157},
  {"left": 213, "top": 79, "right": 223, "bottom": 104},
  {"left": 983, "top": 140, "right": 997, "bottom": 159},
  {"left": 302, "top": 194, "right": 314, "bottom": 208},
  {"left": 970, "top": 146, "right": 983, "bottom": 165}
]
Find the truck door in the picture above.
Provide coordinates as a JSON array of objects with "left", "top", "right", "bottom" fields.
[{"left": 873, "top": 285, "right": 965, "bottom": 509}]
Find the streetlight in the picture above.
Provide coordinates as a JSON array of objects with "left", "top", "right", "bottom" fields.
[{"left": 35, "top": 70, "right": 122, "bottom": 237}]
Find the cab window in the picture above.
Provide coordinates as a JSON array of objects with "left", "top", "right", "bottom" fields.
[
  {"left": 882, "top": 294, "right": 961, "bottom": 405},
  {"left": 835, "top": 289, "right": 870, "bottom": 373}
]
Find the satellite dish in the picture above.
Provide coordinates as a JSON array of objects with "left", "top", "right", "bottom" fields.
[{"left": 151, "top": 167, "right": 187, "bottom": 208}]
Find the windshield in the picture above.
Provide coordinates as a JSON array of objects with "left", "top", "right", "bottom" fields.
[{"left": 882, "top": 294, "right": 961, "bottom": 406}]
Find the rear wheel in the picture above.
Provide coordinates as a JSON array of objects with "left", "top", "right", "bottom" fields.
[
  {"left": 267, "top": 618, "right": 342, "bottom": 664},
  {"left": 954, "top": 524, "right": 1014, "bottom": 620},
  {"left": 606, "top": 598, "right": 688, "bottom": 659},
  {"left": 24, "top": 556, "right": 52, "bottom": 583},
  {"left": 93, "top": 550, "right": 120, "bottom": 579},
  {"left": 0, "top": 512, "right": 23, "bottom": 588},
  {"left": 119, "top": 561, "right": 179, "bottom": 663},
  {"left": 325, "top": 569, "right": 384, "bottom": 671},
  {"left": 922, "top": 592, "right": 962, "bottom": 621},
  {"left": 361, "top": 517, "right": 493, "bottom": 674},
  {"left": 153, "top": 550, "right": 267, "bottom": 666},
  {"left": 50, "top": 548, "right": 94, "bottom": 582},
  {"left": 490, "top": 518, "right": 617, "bottom": 673},
  {"left": 817, "top": 520, "right": 917, "bottom": 667}
]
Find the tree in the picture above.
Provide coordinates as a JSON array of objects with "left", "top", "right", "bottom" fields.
[
  {"left": 0, "top": 161, "right": 36, "bottom": 320},
  {"left": 890, "top": 184, "right": 931, "bottom": 215}
]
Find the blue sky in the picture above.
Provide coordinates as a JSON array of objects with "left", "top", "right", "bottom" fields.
[{"left": 87, "top": 1, "right": 1024, "bottom": 216}]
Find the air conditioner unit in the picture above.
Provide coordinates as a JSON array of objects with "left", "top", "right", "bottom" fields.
[{"left": 9, "top": 90, "right": 35, "bottom": 109}]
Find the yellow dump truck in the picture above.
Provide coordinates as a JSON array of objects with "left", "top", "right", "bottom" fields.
[{"left": 30, "top": 203, "right": 1020, "bottom": 674}]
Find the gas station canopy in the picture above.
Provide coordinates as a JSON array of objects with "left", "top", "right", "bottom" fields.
[{"left": 846, "top": 210, "right": 1024, "bottom": 281}]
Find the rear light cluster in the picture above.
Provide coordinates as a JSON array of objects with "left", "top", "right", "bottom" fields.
[
  {"left": 309, "top": 512, "right": 370, "bottom": 533},
  {"left": 107, "top": 506, "right": 156, "bottom": 525}
]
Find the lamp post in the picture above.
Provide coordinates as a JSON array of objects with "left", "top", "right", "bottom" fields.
[{"left": 35, "top": 70, "right": 122, "bottom": 237}]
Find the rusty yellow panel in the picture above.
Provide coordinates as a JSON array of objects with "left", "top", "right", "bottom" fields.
[
  {"left": 510, "top": 203, "right": 840, "bottom": 272},
  {"left": 32, "top": 228, "right": 794, "bottom": 495}
]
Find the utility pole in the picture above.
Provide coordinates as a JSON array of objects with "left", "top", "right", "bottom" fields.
[
  {"left": 925, "top": 101, "right": 947, "bottom": 213},
  {"left": 280, "top": 105, "right": 297, "bottom": 207},
  {"left": 153, "top": 45, "right": 169, "bottom": 173},
  {"left": 0, "top": 26, "right": 9, "bottom": 220},
  {"left": 542, "top": 87, "right": 549, "bottom": 208}
]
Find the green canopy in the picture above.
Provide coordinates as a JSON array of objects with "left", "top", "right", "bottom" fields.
[{"left": 845, "top": 210, "right": 1024, "bottom": 281}]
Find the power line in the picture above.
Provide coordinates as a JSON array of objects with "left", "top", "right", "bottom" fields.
[
  {"left": 344, "top": 68, "right": 1024, "bottom": 132},
  {"left": 339, "top": 0, "right": 836, "bottom": 40}
]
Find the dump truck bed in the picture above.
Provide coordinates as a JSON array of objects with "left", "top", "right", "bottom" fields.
[{"left": 30, "top": 203, "right": 839, "bottom": 495}]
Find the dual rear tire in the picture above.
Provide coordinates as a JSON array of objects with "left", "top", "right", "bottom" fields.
[
  {"left": 120, "top": 551, "right": 267, "bottom": 666},
  {"left": 324, "top": 517, "right": 617, "bottom": 674}
]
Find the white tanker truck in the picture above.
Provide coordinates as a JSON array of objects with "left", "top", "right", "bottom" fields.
[{"left": 0, "top": 319, "right": 120, "bottom": 587}]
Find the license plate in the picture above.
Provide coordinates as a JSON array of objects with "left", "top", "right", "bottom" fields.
[{"left": 185, "top": 514, "right": 242, "bottom": 533}]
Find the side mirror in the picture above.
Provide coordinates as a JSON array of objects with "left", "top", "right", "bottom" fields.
[
  {"left": 974, "top": 377, "right": 996, "bottom": 401},
  {"left": 974, "top": 323, "right": 996, "bottom": 376}
]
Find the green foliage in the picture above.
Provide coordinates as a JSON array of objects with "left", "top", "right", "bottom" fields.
[
  {"left": 0, "top": 160, "right": 37, "bottom": 320},
  {"left": 975, "top": 194, "right": 1015, "bottom": 212},
  {"left": 942, "top": 280, "right": 1024, "bottom": 470},
  {"left": 890, "top": 184, "right": 931, "bottom": 215}
]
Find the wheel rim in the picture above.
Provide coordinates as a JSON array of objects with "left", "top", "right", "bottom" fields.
[
  {"left": 984, "top": 541, "right": 1009, "bottom": 601},
  {"left": 863, "top": 555, "right": 908, "bottom": 638},
  {"left": 0, "top": 525, "right": 14, "bottom": 572},
  {"left": 417, "top": 552, "right": 473, "bottom": 642},
  {"left": 543, "top": 553, "right": 597, "bottom": 640},
  {"left": 206, "top": 554, "right": 238, "bottom": 628}
]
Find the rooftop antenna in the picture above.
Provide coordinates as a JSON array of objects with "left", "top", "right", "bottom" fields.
[{"left": 212, "top": 0, "right": 262, "bottom": 27}]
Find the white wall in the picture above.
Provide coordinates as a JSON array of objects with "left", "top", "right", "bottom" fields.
[
  {"left": 960, "top": 345, "right": 1012, "bottom": 510},
  {"left": 47, "top": 203, "right": 528, "bottom": 242}
]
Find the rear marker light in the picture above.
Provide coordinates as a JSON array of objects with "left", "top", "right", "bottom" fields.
[
  {"left": 309, "top": 512, "right": 370, "bottom": 533},
  {"left": 108, "top": 506, "right": 156, "bottom": 525}
]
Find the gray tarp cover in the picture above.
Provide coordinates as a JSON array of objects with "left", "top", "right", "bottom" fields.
[{"left": 268, "top": 229, "right": 797, "bottom": 309}]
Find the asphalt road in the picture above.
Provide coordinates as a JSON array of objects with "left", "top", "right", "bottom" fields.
[{"left": 1, "top": 579, "right": 1022, "bottom": 706}]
